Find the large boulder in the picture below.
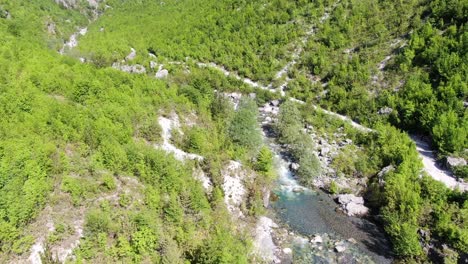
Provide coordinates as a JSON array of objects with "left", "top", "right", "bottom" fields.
[
  {"left": 337, "top": 194, "right": 363, "bottom": 205},
  {"left": 446, "top": 156, "right": 466, "bottom": 169},
  {"left": 336, "top": 194, "right": 368, "bottom": 216},
  {"left": 345, "top": 203, "right": 369, "bottom": 216}
]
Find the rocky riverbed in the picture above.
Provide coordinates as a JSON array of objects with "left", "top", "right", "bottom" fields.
[{"left": 258, "top": 99, "right": 393, "bottom": 263}]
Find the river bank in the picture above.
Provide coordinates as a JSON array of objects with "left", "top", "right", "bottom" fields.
[{"left": 258, "top": 99, "right": 393, "bottom": 263}]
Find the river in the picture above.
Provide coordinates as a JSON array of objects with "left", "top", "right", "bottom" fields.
[{"left": 260, "top": 105, "right": 393, "bottom": 264}]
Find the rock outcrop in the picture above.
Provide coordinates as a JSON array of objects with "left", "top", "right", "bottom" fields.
[
  {"left": 446, "top": 156, "right": 466, "bottom": 170},
  {"left": 222, "top": 161, "right": 248, "bottom": 218},
  {"left": 253, "top": 217, "right": 279, "bottom": 263}
]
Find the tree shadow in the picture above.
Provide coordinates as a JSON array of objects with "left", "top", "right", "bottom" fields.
[{"left": 350, "top": 217, "right": 394, "bottom": 262}]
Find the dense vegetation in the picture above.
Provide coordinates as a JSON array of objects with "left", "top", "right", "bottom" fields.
[
  {"left": 0, "top": 0, "right": 467, "bottom": 263},
  {"left": 280, "top": 102, "right": 468, "bottom": 262},
  {"left": 77, "top": 0, "right": 324, "bottom": 83},
  {"left": 0, "top": 1, "right": 273, "bottom": 262},
  {"left": 287, "top": 0, "right": 467, "bottom": 157}
]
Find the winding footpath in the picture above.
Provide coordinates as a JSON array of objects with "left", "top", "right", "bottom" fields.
[
  {"left": 191, "top": 40, "right": 466, "bottom": 194},
  {"left": 411, "top": 136, "right": 468, "bottom": 191}
]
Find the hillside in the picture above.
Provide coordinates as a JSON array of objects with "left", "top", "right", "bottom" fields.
[{"left": 0, "top": 0, "right": 467, "bottom": 263}]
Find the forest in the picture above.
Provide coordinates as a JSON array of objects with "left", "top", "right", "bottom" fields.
[{"left": 0, "top": 0, "right": 467, "bottom": 263}]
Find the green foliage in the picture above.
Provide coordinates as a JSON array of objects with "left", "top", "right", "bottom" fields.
[
  {"left": 61, "top": 176, "right": 97, "bottom": 205},
  {"left": 277, "top": 100, "right": 302, "bottom": 144},
  {"left": 138, "top": 118, "right": 162, "bottom": 143},
  {"left": 131, "top": 227, "right": 158, "bottom": 255},
  {"left": 254, "top": 146, "right": 274, "bottom": 174},
  {"left": 386, "top": 222, "right": 422, "bottom": 257},
  {"left": 78, "top": 0, "right": 320, "bottom": 83},
  {"left": 193, "top": 228, "right": 250, "bottom": 264},
  {"left": 277, "top": 101, "right": 321, "bottom": 184},
  {"left": 101, "top": 174, "right": 117, "bottom": 190},
  {"left": 119, "top": 193, "right": 131, "bottom": 208},
  {"left": 453, "top": 165, "right": 468, "bottom": 180},
  {"left": 85, "top": 209, "right": 111, "bottom": 234},
  {"left": 432, "top": 111, "right": 467, "bottom": 153},
  {"left": 228, "top": 98, "right": 262, "bottom": 152},
  {"left": 1, "top": 0, "right": 467, "bottom": 262},
  {"left": 329, "top": 180, "right": 339, "bottom": 195}
]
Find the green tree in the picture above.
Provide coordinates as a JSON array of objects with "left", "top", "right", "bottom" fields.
[
  {"left": 432, "top": 110, "right": 467, "bottom": 153},
  {"left": 228, "top": 97, "right": 262, "bottom": 150}
]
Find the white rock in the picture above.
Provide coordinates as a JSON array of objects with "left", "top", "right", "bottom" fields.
[
  {"left": 337, "top": 194, "right": 369, "bottom": 216},
  {"left": 335, "top": 245, "right": 346, "bottom": 253},
  {"left": 193, "top": 167, "right": 212, "bottom": 194},
  {"left": 337, "top": 194, "right": 364, "bottom": 205},
  {"left": 222, "top": 161, "right": 247, "bottom": 218},
  {"left": 155, "top": 69, "right": 169, "bottom": 79},
  {"left": 320, "top": 147, "right": 330, "bottom": 156},
  {"left": 290, "top": 163, "right": 300, "bottom": 171},
  {"left": 125, "top": 48, "right": 137, "bottom": 61},
  {"left": 311, "top": 235, "right": 323, "bottom": 243},
  {"left": 446, "top": 156, "right": 466, "bottom": 169},
  {"left": 283, "top": 248, "right": 292, "bottom": 254},
  {"left": 253, "top": 217, "right": 279, "bottom": 263},
  {"left": 345, "top": 203, "right": 369, "bottom": 216},
  {"left": 157, "top": 115, "right": 204, "bottom": 162},
  {"left": 378, "top": 107, "right": 393, "bottom": 115},
  {"left": 293, "top": 187, "right": 304, "bottom": 193}
]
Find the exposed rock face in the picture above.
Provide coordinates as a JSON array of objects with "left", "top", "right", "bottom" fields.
[
  {"left": 150, "top": 61, "right": 158, "bottom": 69},
  {"left": 335, "top": 242, "right": 347, "bottom": 253},
  {"left": 222, "top": 161, "right": 247, "bottom": 218},
  {"left": 193, "top": 167, "right": 212, "bottom": 194},
  {"left": 253, "top": 217, "right": 279, "bottom": 263},
  {"left": 60, "top": 27, "right": 88, "bottom": 54},
  {"left": 336, "top": 194, "right": 369, "bottom": 216},
  {"left": 262, "top": 187, "right": 270, "bottom": 208},
  {"left": 87, "top": 0, "right": 99, "bottom": 8},
  {"left": 446, "top": 156, "right": 466, "bottom": 169},
  {"left": 155, "top": 69, "right": 169, "bottom": 79},
  {"left": 157, "top": 114, "right": 203, "bottom": 161},
  {"left": 338, "top": 194, "right": 364, "bottom": 205}
]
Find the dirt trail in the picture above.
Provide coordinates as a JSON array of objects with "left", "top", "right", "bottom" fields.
[{"left": 411, "top": 136, "right": 468, "bottom": 191}]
